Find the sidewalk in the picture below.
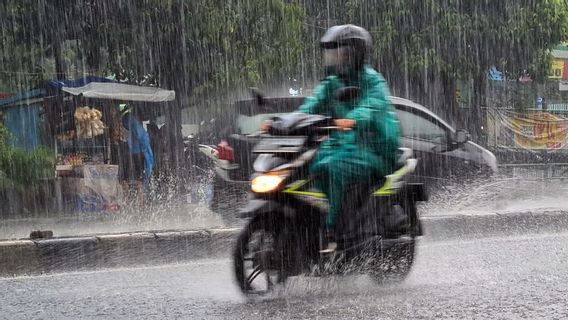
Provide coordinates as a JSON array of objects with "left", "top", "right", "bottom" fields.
[
  {"left": 5, "top": 179, "right": 568, "bottom": 239},
  {"left": 0, "top": 203, "right": 224, "bottom": 241},
  {"left": 3, "top": 177, "right": 568, "bottom": 241},
  {"left": 419, "top": 177, "right": 568, "bottom": 217}
]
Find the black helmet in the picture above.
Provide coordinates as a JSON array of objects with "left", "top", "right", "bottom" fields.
[
  {"left": 320, "top": 24, "right": 372, "bottom": 77},
  {"left": 320, "top": 24, "right": 372, "bottom": 50}
]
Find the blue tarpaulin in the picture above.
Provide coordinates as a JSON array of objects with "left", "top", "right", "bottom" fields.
[
  {"left": 0, "top": 89, "right": 46, "bottom": 150},
  {"left": 0, "top": 89, "right": 45, "bottom": 107},
  {"left": 4, "top": 105, "right": 41, "bottom": 149}
]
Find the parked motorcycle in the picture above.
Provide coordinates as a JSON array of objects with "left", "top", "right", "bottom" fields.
[{"left": 181, "top": 119, "right": 218, "bottom": 204}]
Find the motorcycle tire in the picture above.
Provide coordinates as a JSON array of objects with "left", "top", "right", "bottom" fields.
[
  {"left": 233, "top": 217, "right": 288, "bottom": 296},
  {"left": 369, "top": 200, "right": 418, "bottom": 283},
  {"left": 368, "top": 237, "right": 416, "bottom": 284}
]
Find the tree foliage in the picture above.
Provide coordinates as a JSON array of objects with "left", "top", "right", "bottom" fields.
[
  {"left": 296, "top": 0, "right": 568, "bottom": 132},
  {"left": 1, "top": 0, "right": 568, "bottom": 131},
  {"left": 301, "top": 1, "right": 568, "bottom": 96},
  {"left": 0, "top": 0, "right": 304, "bottom": 96}
]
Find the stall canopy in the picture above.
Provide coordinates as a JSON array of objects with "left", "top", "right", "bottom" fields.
[
  {"left": 60, "top": 82, "right": 175, "bottom": 102},
  {"left": 48, "top": 76, "right": 116, "bottom": 90},
  {"left": 43, "top": 76, "right": 176, "bottom": 134},
  {"left": 48, "top": 76, "right": 175, "bottom": 102}
]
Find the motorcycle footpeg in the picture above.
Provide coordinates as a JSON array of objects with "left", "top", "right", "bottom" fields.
[{"left": 319, "top": 242, "right": 338, "bottom": 254}]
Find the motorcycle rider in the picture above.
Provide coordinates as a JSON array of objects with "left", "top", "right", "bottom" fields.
[{"left": 297, "top": 24, "right": 401, "bottom": 252}]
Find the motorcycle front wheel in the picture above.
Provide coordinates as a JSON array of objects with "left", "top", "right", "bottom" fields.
[{"left": 233, "top": 217, "right": 288, "bottom": 296}]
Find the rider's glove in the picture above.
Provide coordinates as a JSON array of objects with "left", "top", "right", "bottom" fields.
[{"left": 334, "top": 119, "right": 356, "bottom": 131}]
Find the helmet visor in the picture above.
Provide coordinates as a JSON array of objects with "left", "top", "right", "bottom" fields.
[{"left": 323, "top": 47, "right": 349, "bottom": 68}]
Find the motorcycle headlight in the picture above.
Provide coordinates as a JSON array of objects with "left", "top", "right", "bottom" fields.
[{"left": 251, "top": 172, "right": 288, "bottom": 193}]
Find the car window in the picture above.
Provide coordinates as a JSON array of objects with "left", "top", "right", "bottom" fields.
[
  {"left": 234, "top": 97, "right": 304, "bottom": 135},
  {"left": 237, "top": 113, "right": 286, "bottom": 135},
  {"left": 395, "top": 108, "right": 448, "bottom": 144},
  {"left": 235, "top": 97, "right": 304, "bottom": 116}
]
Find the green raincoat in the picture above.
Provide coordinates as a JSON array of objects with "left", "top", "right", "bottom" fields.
[{"left": 298, "top": 66, "right": 400, "bottom": 229}]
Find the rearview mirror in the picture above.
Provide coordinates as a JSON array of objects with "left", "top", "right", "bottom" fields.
[
  {"left": 455, "top": 129, "right": 469, "bottom": 145},
  {"left": 336, "top": 86, "right": 361, "bottom": 102},
  {"left": 250, "top": 87, "right": 267, "bottom": 106}
]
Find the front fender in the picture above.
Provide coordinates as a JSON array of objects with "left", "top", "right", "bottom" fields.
[
  {"left": 238, "top": 199, "right": 300, "bottom": 219},
  {"left": 239, "top": 199, "right": 281, "bottom": 218}
]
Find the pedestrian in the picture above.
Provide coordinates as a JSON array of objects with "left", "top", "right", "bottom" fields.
[{"left": 120, "top": 104, "right": 154, "bottom": 205}]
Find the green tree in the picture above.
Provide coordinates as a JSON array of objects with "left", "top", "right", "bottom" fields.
[
  {"left": 1, "top": 0, "right": 304, "bottom": 93},
  {"left": 303, "top": 0, "right": 568, "bottom": 135}
]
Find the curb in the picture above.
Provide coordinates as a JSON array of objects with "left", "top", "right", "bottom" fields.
[
  {"left": 423, "top": 210, "right": 568, "bottom": 240},
  {"left": 0, "top": 240, "right": 40, "bottom": 276},
  {"left": 0, "top": 228, "right": 241, "bottom": 277},
  {"left": 1, "top": 211, "right": 567, "bottom": 277}
]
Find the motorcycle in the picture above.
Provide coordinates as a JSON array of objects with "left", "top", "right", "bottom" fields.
[
  {"left": 233, "top": 111, "right": 428, "bottom": 296},
  {"left": 181, "top": 119, "right": 218, "bottom": 204}
]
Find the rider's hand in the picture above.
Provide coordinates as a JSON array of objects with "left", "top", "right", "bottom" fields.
[{"left": 334, "top": 119, "right": 355, "bottom": 131}]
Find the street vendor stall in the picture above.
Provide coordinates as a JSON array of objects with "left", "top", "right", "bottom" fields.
[{"left": 44, "top": 77, "right": 175, "bottom": 213}]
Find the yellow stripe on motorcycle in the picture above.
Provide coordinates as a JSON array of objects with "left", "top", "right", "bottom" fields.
[
  {"left": 284, "top": 161, "right": 411, "bottom": 198},
  {"left": 283, "top": 179, "right": 327, "bottom": 198},
  {"left": 373, "top": 163, "right": 410, "bottom": 196}
]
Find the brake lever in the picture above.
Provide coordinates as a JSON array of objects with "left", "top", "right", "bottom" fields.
[
  {"left": 318, "top": 126, "right": 341, "bottom": 131},
  {"left": 319, "top": 126, "right": 351, "bottom": 132}
]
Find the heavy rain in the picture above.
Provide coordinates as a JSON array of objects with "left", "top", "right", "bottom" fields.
[{"left": 1, "top": 1, "right": 568, "bottom": 319}]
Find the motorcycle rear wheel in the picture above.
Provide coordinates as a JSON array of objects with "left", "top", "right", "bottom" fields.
[
  {"left": 369, "top": 199, "right": 418, "bottom": 283},
  {"left": 368, "top": 236, "right": 415, "bottom": 283}
]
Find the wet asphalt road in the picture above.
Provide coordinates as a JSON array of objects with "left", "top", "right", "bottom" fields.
[{"left": 3, "top": 229, "right": 568, "bottom": 320}]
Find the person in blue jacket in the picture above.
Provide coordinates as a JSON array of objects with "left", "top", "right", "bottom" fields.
[{"left": 121, "top": 104, "right": 154, "bottom": 203}]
